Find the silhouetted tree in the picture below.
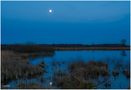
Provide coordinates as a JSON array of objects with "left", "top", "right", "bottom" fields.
[{"left": 121, "top": 39, "right": 126, "bottom": 46}]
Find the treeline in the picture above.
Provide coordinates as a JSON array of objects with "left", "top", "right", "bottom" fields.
[
  {"left": 1, "top": 44, "right": 55, "bottom": 53},
  {"left": 1, "top": 44, "right": 129, "bottom": 53}
]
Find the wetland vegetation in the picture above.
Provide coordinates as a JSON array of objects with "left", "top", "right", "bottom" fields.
[{"left": 1, "top": 44, "right": 130, "bottom": 89}]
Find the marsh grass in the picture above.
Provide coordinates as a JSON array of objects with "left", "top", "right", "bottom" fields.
[{"left": 1, "top": 50, "right": 46, "bottom": 88}]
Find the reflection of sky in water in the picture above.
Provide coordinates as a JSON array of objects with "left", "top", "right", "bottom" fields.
[
  {"left": 44, "top": 51, "right": 129, "bottom": 63},
  {"left": 30, "top": 51, "right": 130, "bottom": 65},
  {"left": 30, "top": 51, "right": 130, "bottom": 88}
]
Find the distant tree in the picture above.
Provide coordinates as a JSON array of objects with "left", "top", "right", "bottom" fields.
[{"left": 121, "top": 39, "right": 126, "bottom": 46}]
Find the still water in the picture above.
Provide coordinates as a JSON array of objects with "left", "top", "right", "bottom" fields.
[
  {"left": 30, "top": 50, "right": 130, "bottom": 89},
  {"left": 31, "top": 51, "right": 130, "bottom": 64}
]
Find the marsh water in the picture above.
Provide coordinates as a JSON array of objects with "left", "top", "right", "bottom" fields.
[
  {"left": 7, "top": 50, "right": 130, "bottom": 89},
  {"left": 29, "top": 50, "right": 130, "bottom": 89}
]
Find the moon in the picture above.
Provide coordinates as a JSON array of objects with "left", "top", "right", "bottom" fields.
[{"left": 49, "top": 9, "right": 53, "bottom": 13}]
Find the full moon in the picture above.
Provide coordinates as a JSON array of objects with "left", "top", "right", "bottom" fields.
[{"left": 49, "top": 9, "right": 53, "bottom": 13}]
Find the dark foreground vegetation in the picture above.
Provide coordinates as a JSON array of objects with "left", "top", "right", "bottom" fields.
[
  {"left": 1, "top": 44, "right": 130, "bottom": 89},
  {"left": 52, "top": 60, "right": 130, "bottom": 89},
  {"left": 1, "top": 50, "right": 46, "bottom": 88},
  {"left": 1, "top": 49, "right": 130, "bottom": 89},
  {"left": 53, "top": 61, "right": 109, "bottom": 89}
]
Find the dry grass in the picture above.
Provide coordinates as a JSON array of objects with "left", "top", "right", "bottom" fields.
[{"left": 1, "top": 50, "right": 45, "bottom": 88}]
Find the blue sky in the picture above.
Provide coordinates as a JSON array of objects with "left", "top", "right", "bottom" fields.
[{"left": 1, "top": 1, "right": 130, "bottom": 44}]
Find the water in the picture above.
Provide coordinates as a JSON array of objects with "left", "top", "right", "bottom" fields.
[
  {"left": 30, "top": 50, "right": 130, "bottom": 89},
  {"left": 31, "top": 51, "right": 129, "bottom": 64}
]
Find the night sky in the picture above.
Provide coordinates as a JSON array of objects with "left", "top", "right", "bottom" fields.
[{"left": 1, "top": 1, "right": 130, "bottom": 44}]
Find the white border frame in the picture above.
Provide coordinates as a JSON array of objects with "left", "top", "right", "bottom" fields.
[{"left": 0, "top": 0, "right": 130, "bottom": 90}]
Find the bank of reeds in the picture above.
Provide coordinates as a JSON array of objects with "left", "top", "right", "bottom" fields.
[{"left": 1, "top": 50, "right": 46, "bottom": 88}]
